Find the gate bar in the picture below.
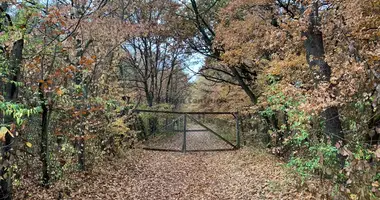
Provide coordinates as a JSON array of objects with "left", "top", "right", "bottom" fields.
[
  {"left": 133, "top": 109, "right": 236, "bottom": 115},
  {"left": 182, "top": 114, "right": 187, "bottom": 153},
  {"left": 160, "top": 129, "right": 209, "bottom": 132},
  {"left": 186, "top": 114, "right": 236, "bottom": 149},
  {"left": 186, "top": 149, "right": 236, "bottom": 152},
  {"left": 143, "top": 147, "right": 182, "bottom": 152},
  {"left": 234, "top": 113, "right": 241, "bottom": 149}
]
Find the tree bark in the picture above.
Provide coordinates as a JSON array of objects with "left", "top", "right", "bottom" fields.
[
  {"left": 144, "top": 81, "right": 153, "bottom": 107},
  {"left": 230, "top": 66, "right": 257, "bottom": 104},
  {"left": 165, "top": 56, "right": 177, "bottom": 104},
  {"left": 73, "top": 39, "right": 92, "bottom": 171},
  {"left": 304, "top": 2, "right": 343, "bottom": 145},
  {"left": 39, "top": 82, "right": 50, "bottom": 186},
  {"left": 0, "top": 38, "right": 23, "bottom": 200},
  {"left": 78, "top": 104, "right": 85, "bottom": 170}
]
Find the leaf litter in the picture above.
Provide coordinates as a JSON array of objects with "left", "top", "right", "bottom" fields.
[{"left": 16, "top": 129, "right": 321, "bottom": 200}]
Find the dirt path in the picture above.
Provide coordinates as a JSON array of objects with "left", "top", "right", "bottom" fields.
[
  {"left": 65, "top": 149, "right": 315, "bottom": 200},
  {"left": 18, "top": 130, "right": 317, "bottom": 200},
  {"left": 143, "top": 124, "right": 235, "bottom": 151}
]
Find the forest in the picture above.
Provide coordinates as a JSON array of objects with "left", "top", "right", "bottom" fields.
[{"left": 0, "top": 0, "right": 379, "bottom": 199}]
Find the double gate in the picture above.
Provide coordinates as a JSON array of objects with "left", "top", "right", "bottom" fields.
[{"left": 133, "top": 110, "right": 241, "bottom": 152}]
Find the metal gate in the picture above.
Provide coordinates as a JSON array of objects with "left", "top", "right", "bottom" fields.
[{"left": 133, "top": 110, "right": 240, "bottom": 152}]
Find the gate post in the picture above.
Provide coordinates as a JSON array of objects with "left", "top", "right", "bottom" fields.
[
  {"left": 180, "top": 115, "right": 183, "bottom": 129},
  {"left": 235, "top": 112, "right": 240, "bottom": 149},
  {"left": 182, "top": 114, "right": 187, "bottom": 153}
]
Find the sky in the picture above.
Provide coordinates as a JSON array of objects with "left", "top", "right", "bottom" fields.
[{"left": 184, "top": 53, "right": 205, "bottom": 82}]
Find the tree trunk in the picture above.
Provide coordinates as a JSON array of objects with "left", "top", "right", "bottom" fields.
[
  {"left": 78, "top": 111, "right": 85, "bottom": 170},
  {"left": 304, "top": 2, "right": 343, "bottom": 145},
  {"left": 230, "top": 66, "right": 257, "bottom": 104},
  {"left": 156, "top": 54, "right": 168, "bottom": 104},
  {"left": 77, "top": 79, "right": 88, "bottom": 171},
  {"left": 154, "top": 42, "right": 160, "bottom": 104},
  {"left": 165, "top": 57, "right": 176, "bottom": 104},
  {"left": 73, "top": 39, "right": 91, "bottom": 171},
  {"left": 39, "top": 82, "right": 50, "bottom": 186},
  {"left": 0, "top": 38, "right": 23, "bottom": 200},
  {"left": 144, "top": 81, "right": 153, "bottom": 107}
]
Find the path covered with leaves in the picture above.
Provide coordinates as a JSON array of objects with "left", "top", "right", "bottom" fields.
[
  {"left": 17, "top": 131, "right": 319, "bottom": 200},
  {"left": 143, "top": 123, "right": 236, "bottom": 151}
]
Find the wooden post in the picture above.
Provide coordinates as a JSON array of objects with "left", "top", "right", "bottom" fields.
[
  {"left": 182, "top": 114, "right": 187, "bottom": 153},
  {"left": 235, "top": 112, "right": 240, "bottom": 149}
]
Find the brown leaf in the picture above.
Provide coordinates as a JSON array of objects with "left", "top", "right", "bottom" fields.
[{"left": 375, "top": 148, "right": 380, "bottom": 158}]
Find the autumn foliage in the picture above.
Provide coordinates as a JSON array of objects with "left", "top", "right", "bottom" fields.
[{"left": 0, "top": 0, "right": 379, "bottom": 199}]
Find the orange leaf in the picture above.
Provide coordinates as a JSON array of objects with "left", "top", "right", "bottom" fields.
[
  {"left": 85, "top": 59, "right": 94, "bottom": 65},
  {"left": 69, "top": 65, "right": 75, "bottom": 70},
  {"left": 79, "top": 57, "right": 86, "bottom": 65},
  {"left": 56, "top": 88, "right": 63, "bottom": 96},
  {"left": 54, "top": 70, "right": 61, "bottom": 76},
  {"left": 35, "top": 56, "right": 41, "bottom": 63}
]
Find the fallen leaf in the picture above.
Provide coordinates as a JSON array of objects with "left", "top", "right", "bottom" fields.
[
  {"left": 56, "top": 88, "right": 63, "bottom": 96},
  {"left": 339, "top": 147, "right": 352, "bottom": 157},
  {"left": 26, "top": 142, "right": 33, "bottom": 148},
  {"left": 0, "top": 127, "right": 14, "bottom": 142},
  {"left": 375, "top": 148, "right": 380, "bottom": 158}
]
